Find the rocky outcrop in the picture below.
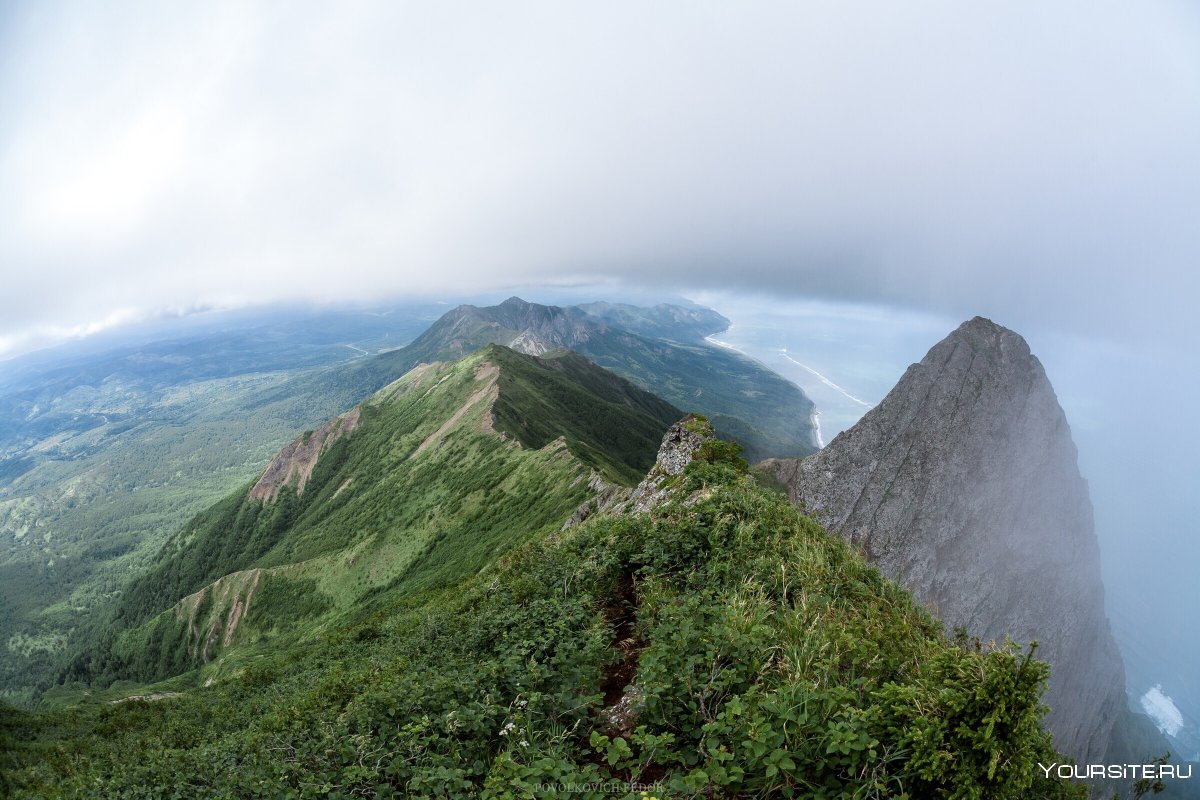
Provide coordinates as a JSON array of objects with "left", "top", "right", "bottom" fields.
[
  {"left": 763, "top": 317, "right": 1125, "bottom": 764},
  {"left": 626, "top": 415, "right": 711, "bottom": 513},
  {"left": 249, "top": 408, "right": 360, "bottom": 503},
  {"left": 561, "top": 473, "right": 632, "bottom": 530},
  {"left": 561, "top": 415, "right": 712, "bottom": 529}
]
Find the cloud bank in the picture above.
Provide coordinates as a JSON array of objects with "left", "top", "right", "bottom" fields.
[{"left": 1, "top": 1, "right": 1198, "bottom": 354}]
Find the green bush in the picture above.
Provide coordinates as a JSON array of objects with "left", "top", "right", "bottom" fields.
[{"left": 5, "top": 432, "right": 1084, "bottom": 799}]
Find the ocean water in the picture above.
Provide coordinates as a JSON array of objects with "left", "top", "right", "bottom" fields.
[{"left": 697, "top": 295, "right": 955, "bottom": 445}]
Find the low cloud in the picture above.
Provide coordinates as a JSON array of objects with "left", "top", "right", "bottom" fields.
[{"left": 1, "top": 1, "right": 1198, "bottom": 350}]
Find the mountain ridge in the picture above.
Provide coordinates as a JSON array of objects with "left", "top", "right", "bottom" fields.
[
  {"left": 386, "top": 296, "right": 818, "bottom": 461},
  {"left": 60, "top": 344, "right": 682, "bottom": 687},
  {"left": 9, "top": 407, "right": 1085, "bottom": 798},
  {"left": 0, "top": 298, "right": 786, "bottom": 703}
]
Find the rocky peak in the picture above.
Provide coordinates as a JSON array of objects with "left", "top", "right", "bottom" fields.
[
  {"left": 561, "top": 415, "right": 712, "bottom": 529},
  {"left": 763, "top": 317, "right": 1125, "bottom": 764},
  {"left": 626, "top": 414, "right": 712, "bottom": 513},
  {"left": 483, "top": 298, "right": 597, "bottom": 353}
]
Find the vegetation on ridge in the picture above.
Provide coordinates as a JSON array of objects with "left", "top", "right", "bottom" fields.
[
  {"left": 0, "top": 299, "right": 809, "bottom": 704},
  {"left": 5, "top": 419, "right": 1082, "bottom": 798},
  {"left": 56, "top": 346, "right": 679, "bottom": 690}
]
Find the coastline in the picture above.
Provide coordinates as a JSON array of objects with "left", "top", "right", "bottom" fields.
[{"left": 704, "top": 326, "right": 823, "bottom": 450}]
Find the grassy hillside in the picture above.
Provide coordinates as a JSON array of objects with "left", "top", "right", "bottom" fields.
[
  {"left": 487, "top": 346, "right": 681, "bottom": 485},
  {"left": 353, "top": 297, "right": 818, "bottom": 463},
  {"left": 0, "top": 306, "right": 438, "bottom": 705},
  {"left": 573, "top": 330, "right": 814, "bottom": 463},
  {"left": 4, "top": 420, "right": 1084, "bottom": 799},
  {"left": 0, "top": 298, "right": 740, "bottom": 704},
  {"left": 59, "top": 346, "right": 680, "bottom": 690}
]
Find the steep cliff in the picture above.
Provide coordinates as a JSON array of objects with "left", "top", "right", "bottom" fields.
[{"left": 763, "top": 316, "right": 1126, "bottom": 764}]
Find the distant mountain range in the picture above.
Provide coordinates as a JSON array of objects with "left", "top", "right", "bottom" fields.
[{"left": 286, "top": 297, "right": 817, "bottom": 463}]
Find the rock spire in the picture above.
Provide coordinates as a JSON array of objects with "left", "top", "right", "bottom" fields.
[{"left": 763, "top": 317, "right": 1125, "bottom": 764}]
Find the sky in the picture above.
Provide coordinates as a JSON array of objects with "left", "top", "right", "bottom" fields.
[
  {"left": 1, "top": 0, "right": 1199, "bottom": 730},
  {"left": 1, "top": 1, "right": 1198, "bottom": 356}
]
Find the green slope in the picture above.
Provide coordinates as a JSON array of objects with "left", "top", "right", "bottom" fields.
[
  {"left": 0, "top": 297, "right": 798, "bottom": 705},
  {"left": 0, "top": 298, "right": 808, "bottom": 707},
  {"left": 572, "top": 329, "right": 814, "bottom": 463},
  {"left": 60, "top": 346, "right": 680, "bottom": 689},
  {"left": 5, "top": 420, "right": 1084, "bottom": 799},
  {"left": 0, "top": 308, "right": 436, "bottom": 706},
  {"left": 0, "top": 364, "right": 392, "bottom": 706},
  {"left": 486, "top": 346, "right": 681, "bottom": 485},
  {"left": 332, "top": 297, "right": 818, "bottom": 463}
]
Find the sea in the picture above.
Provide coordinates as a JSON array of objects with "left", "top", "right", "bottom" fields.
[{"left": 695, "top": 295, "right": 955, "bottom": 445}]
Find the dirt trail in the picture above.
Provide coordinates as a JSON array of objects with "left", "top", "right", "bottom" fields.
[
  {"left": 598, "top": 570, "right": 650, "bottom": 746},
  {"left": 595, "top": 570, "right": 666, "bottom": 785}
]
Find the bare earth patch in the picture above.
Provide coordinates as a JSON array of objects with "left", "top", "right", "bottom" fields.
[
  {"left": 250, "top": 407, "right": 361, "bottom": 503},
  {"left": 412, "top": 362, "right": 499, "bottom": 457}
]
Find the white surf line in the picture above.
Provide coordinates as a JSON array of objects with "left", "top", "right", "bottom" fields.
[
  {"left": 344, "top": 343, "right": 369, "bottom": 356},
  {"left": 703, "top": 333, "right": 748, "bottom": 355},
  {"left": 706, "top": 333, "right": 825, "bottom": 448},
  {"left": 810, "top": 409, "right": 825, "bottom": 448},
  {"left": 778, "top": 349, "right": 874, "bottom": 408}
]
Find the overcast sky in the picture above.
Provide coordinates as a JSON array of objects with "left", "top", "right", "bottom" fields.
[{"left": 1, "top": 1, "right": 1198, "bottom": 357}]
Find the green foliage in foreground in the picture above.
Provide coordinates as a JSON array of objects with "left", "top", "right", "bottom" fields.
[{"left": 5, "top": 453, "right": 1084, "bottom": 798}]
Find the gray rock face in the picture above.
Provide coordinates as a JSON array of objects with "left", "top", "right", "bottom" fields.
[
  {"left": 561, "top": 415, "right": 711, "bottom": 529},
  {"left": 627, "top": 415, "right": 710, "bottom": 513},
  {"left": 763, "top": 317, "right": 1125, "bottom": 764},
  {"left": 561, "top": 473, "right": 632, "bottom": 531}
]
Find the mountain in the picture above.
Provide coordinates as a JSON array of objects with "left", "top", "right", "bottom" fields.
[
  {"left": 0, "top": 305, "right": 439, "bottom": 705},
  {"left": 230, "top": 298, "right": 816, "bottom": 466},
  {"left": 7, "top": 416, "right": 1082, "bottom": 799},
  {"left": 61, "top": 344, "right": 680, "bottom": 687},
  {"left": 0, "top": 297, "right": 800, "bottom": 704},
  {"left": 762, "top": 317, "right": 1126, "bottom": 765},
  {"left": 573, "top": 300, "right": 729, "bottom": 341},
  {"left": 357, "top": 296, "right": 817, "bottom": 462}
]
